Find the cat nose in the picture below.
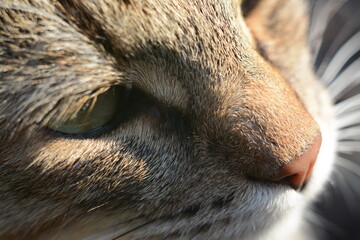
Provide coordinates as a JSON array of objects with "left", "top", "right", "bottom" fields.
[{"left": 271, "top": 133, "right": 322, "bottom": 190}]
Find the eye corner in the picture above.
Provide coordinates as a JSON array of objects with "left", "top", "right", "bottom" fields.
[{"left": 241, "top": 0, "right": 260, "bottom": 17}]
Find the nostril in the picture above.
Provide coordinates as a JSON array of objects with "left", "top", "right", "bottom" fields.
[
  {"left": 282, "top": 174, "right": 308, "bottom": 191},
  {"left": 271, "top": 133, "right": 322, "bottom": 190}
]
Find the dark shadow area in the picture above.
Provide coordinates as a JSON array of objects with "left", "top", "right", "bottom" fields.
[{"left": 310, "top": 1, "right": 360, "bottom": 239}]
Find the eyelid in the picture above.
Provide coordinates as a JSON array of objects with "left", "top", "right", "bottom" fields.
[{"left": 47, "top": 86, "right": 122, "bottom": 135}]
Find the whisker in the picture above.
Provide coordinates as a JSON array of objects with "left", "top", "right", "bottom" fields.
[
  {"left": 335, "top": 94, "right": 360, "bottom": 115},
  {"left": 87, "top": 202, "right": 111, "bottom": 213},
  {"left": 328, "top": 59, "right": 360, "bottom": 100},
  {"left": 159, "top": 235, "right": 171, "bottom": 240},
  {"left": 334, "top": 156, "right": 360, "bottom": 178},
  {"left": 335, "top": 110, "right": 360, "bottom": 128},
  {"left": 318, "top": 32, "right": 359, "bottom": 82},
  {"left": 55, "top": 202, "right": 113, "bottom": 236},
  {"left": 82, "top": 205, "right": 204, "bottom": 240},
  {"left": 337, "top": 140, "right": 360, "bottom": 153},
  {"left": 331, "top": 165, "right": 360, "bottom": 211},
  {"left": 306, "top": 207, "right": 346, "bottom": 238},
  {"left": 111, "top": 220, "right": 155, "bottom": 240},
  {"left": 309, "top": 0, "right": 347, "bottom": 64},
  {"left": 337, "top": 126, "right": 360, "bottom": 140},
  {"left": 81, "top": 215, "right": 145, "bottom": 240},
  {"left": 321, "top": 32, "right": 360, "bottom": 85},
  {"left": 36, "top": 201, "right": 112, "bottom": 238}
]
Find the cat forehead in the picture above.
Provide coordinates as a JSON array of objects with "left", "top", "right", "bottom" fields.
[
  {"left": 61, "top": 0, "right": 254, "bottom": 107},
  {"left": 55, "top": 0, "right": 249, "bottom": 69},
  {"left": 3, "top": 0, "right": 253, "bottom": 111},
  {"left": 2, "top": 0, "right": 309, "bottom": 129}
]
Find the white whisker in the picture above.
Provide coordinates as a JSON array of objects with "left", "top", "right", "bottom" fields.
[
  {"left": 321, "top": 32, "right": 360, "bottom": 85},
  {"left": 337, "top": 126, "right": 360, "bottom": 140},
  {"left": 305, "top": 210, "right": 345, "bottom": 238},
  {"left": 335, "top": 111, "right": 360, "bottom": 128},
  {"left": 337, "top": 141, "right": 360, "bottom": 153},
  {"left": 335, "top": 94, "right": 360, "bottom": 115},
  {"left": 330, "top": 168, "right": 360, "bottom": 212},
  {"left": 309, "top": 0, "right": 348, "bottom": 62},
  {"left": 335, "top": 156, "right": 360, "bottom": 178},
  {"left": 328, "top": 59, "right": 360, "bottom": 100}
]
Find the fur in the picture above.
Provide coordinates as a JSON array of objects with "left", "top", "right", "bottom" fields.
[{"left": 0, "top": 0, "right": 336, "bottom": 239}]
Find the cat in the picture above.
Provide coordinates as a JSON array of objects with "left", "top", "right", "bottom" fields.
[{"left": 0, "top": 0, "right": 348, "bottom": 239}]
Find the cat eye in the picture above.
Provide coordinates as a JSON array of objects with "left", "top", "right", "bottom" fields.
[
  {"left": 48, "top": 87, "right": 120, "bottom": 134},
  {"left": 241, "top": 0, "right": 260, "bottom": 17}
]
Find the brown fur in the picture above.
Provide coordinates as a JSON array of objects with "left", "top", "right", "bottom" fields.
[{"left": 0, "top": 0, "right": 330, "bottom": 239}]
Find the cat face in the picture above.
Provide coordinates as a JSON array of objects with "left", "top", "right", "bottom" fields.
[{"left": 0, "top": 0, "right": 336, "bottom": 239}]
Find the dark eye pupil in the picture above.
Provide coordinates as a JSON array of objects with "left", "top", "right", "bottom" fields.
[{"left": 241, "top": 0, "right": 260, "bottom": 17}]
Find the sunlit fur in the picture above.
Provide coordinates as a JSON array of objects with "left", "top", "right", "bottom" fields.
[{"left": 0, "top": 0, "right": 345, "bottom": 239}]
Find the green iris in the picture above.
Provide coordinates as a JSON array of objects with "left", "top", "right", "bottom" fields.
[{"left": 48, "top": 87, "right": 118, "bottom": 134}]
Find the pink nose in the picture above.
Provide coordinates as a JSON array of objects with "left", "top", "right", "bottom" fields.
[{"left": 272, "top": 133, "right": 322, "bottom": 190}]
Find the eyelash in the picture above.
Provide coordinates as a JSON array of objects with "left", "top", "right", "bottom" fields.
[
  {"left": 47, "top": 84, "right": 164, "bottom": 139},
  {"left": 46, "top": 85, "right": 130, "bottom": 138}
]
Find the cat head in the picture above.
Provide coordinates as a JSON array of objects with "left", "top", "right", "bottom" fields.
[{"left": 0, "top": 0, "right": 336, "bottom": 239}]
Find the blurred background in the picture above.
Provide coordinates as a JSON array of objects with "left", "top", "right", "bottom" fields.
[{"left": 308, "top": 0, "right": 360, "bottom": 239}]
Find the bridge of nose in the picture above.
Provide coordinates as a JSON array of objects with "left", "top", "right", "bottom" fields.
[{"left": 192, "top": 61, "right": 320, "bottom": 179}]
